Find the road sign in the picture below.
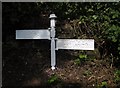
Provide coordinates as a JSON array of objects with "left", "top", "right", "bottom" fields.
[
  {"left": 16, "top": 14, "right": 94, "bottom": 70},
  {"left": 16, "top": 30, "right": 50, "bottom": 39},
  {"left": 56, "top": 39, "right": 94, "bottom": 50}
]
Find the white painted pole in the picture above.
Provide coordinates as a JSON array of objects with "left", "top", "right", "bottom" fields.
[{"left": 49, "top": 14, "right": 57, "bottom": 70}]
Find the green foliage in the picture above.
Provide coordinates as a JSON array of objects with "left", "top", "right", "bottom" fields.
[
  {"left": 79, "top": 54, "right": 87, "bottom": 59},
  {"left": 114, "top": 70, "right": 120, "bottom": 82},
  {"left": 83, "top": 70, "right": 92, "bottom": 76},
  {"left": 105, "top": 25, "right": 120, "bottom": 57},
  {"left": 74, "top": 54, "right": 87, "bottom": 65},
  {"left": 97, "top": 81, "right": 108, "bottom": 88},
  {"left": 47, "top": 74, "right": 58, "bottom": 84},
  {"left": 105, "top": 25, "right": 120, "bottom": 43},
  {"left": 74, "top": 58, "right": 81, "bottom": 65},
  {"left": 101, "top": 81, "right": 107, "bottom": 88},
  {"left": 79, "top": 54, "right": 88, "bottom": 62}
]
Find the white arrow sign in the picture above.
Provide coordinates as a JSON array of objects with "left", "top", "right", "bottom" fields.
[
  {"left": 56, "top": 39, "right": 94, "bottom": 50},
  {"left": 16, "top": 30, "right": 50, "bottom": 39}
]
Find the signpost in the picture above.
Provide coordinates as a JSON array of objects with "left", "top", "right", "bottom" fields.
[{"left": 16, "top": 14, "right": 94, "bottom": 70}]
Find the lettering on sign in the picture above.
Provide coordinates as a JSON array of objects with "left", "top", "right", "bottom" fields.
[{"left": 56, "top": 39, "right": 94, "bottom": 50}]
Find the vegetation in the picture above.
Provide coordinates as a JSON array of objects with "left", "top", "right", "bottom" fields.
[
  {"left": 74, "top": 54, "right": 87, "bottom": 65},
  {"left": 47, "top": 74, "right": 59, "bottom": 84},
  {"left": 114, "top": 70, "right": 120, "bottom": 82},
  {"left": 97, "top": 81, "right": 108, "bottom": 88},
  {"left": 83, "top": 70, "right": 92, "bottom": 76}
]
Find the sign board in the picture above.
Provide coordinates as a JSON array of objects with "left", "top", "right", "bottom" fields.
[
  {"left": 16, "top": 30, "right": 50, "bottom": 39},
  {"left": 56, "top": 39, "right": 94, "bottom": 50}
]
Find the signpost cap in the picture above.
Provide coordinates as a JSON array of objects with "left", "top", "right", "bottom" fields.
[{"left": 49, "top": 14, "right": 57, "bottom": 19}]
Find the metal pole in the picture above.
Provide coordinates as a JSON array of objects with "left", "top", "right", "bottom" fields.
[{"left": 49, "top": 14, "right": 57, "bottom": 70}]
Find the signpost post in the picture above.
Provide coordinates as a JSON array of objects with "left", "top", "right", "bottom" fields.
[
  {"left": 16, "top": 14, "right": 94, "bottom": 70},
  {"left": 49, "top": 14, "right": 57, "bottom": 70}
]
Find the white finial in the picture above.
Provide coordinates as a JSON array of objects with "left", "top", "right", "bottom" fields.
[
  {"left": 49, "top": 14, "right": 57, "bottom": 19},
  {"left": 49, "top": 14, "right": 57, "bottom": 27}
]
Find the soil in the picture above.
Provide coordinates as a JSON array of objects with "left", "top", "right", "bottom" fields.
[{"left": 2, "top": 42, "right": 120, "bottom": 88}]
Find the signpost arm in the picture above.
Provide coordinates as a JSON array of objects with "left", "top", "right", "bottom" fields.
[{"left": 49, "top": 14, "right": 57, "bottom": 70}]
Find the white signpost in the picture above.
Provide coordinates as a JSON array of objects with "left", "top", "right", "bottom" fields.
[{"left": 16, "top": 14, "right": 94, "bottom": 70}]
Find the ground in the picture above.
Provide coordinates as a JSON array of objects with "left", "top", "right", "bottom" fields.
[{"left": 2, "top": 41, "right": 120, "bottom": 88}]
